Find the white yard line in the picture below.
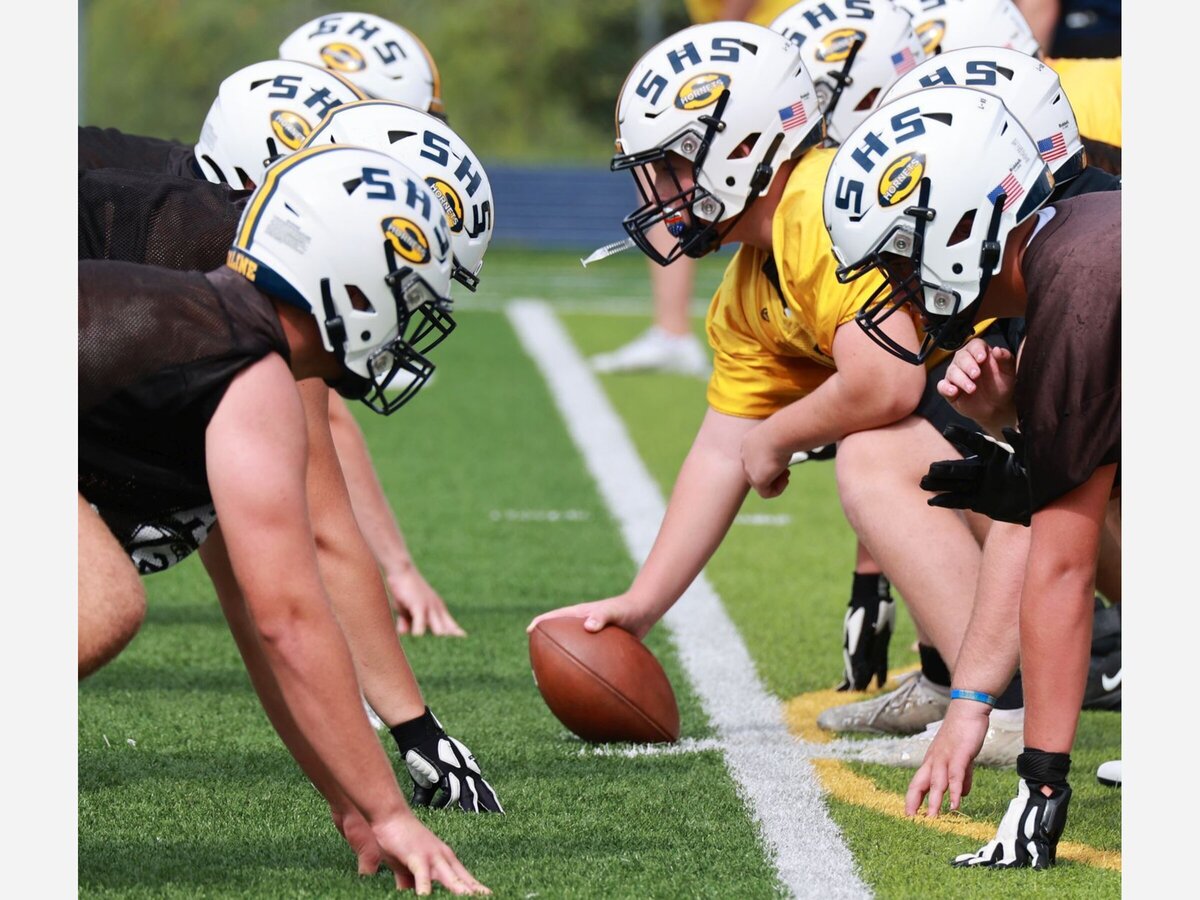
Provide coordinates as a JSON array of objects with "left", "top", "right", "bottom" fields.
[{"left": 507, "top": 300, "right": 869, "bottom": 899}]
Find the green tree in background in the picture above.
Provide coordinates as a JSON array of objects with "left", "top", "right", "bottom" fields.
[{"left": 82, "top": 0, "right": 690, "bottom": 163}]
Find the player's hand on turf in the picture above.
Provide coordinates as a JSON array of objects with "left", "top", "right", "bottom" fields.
[
  {"left": 740, "top": 422, "right": 792, "bottom": 499},
  {"left": 951, "top": 777, "right": 1071, "bottom": 869},
  {"left": 372, "top": 812, "right": 491, "bottom": 894},
  {"left": 331, "top": 804, "right": 383, "bottom": 875},
  {"left": 387, "top": 564, "right": 467, "bottom": 637},
  {"left": 837, "top": 584, "right": 894, "bottom": 691},
  {"left": 395, "top": 708, "right": 503, "bottom": 813},
  {"left": 936, "top": 338, "right": 1017, "bottom": 434},
  {"left": 920, "top": 425, "right": 1032, "bottom": 525},
  {"left": 905, "top": 700, "right": 990, "bottom": 817},
  {"left": 526, "top": 594, "right": 658, "bottom": 640}
]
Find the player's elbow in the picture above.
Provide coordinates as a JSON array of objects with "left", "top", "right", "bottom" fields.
[{"left": 856, "top": 370, "right": 923, "bottom": 429}]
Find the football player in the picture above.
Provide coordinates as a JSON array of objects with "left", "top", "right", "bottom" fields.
[
  {"left": 894, "top": 0, "right": 1121, "bottom": 174},
  {"left": 278, "top": 10, "right": 446, "bottom": 117},
  {"left": 78, "top": 64, "right": 501, "bottom": 812},
  {"left": 79, "top": 56, "right": 467, "bottom": 638},
  {"left": 816, "top": 46, "right": 1121, "bottom": 764},
  {"left": 80, "top": 145, "right": 491, "bottom": 891},
  {"left": 528, "top": 22, "right": 983, "bottom": 727},
  {"left": 823, "top": 86, "right": 1119, "bottom": 868}
]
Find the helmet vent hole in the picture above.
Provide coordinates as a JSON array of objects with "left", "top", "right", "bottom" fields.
[
  {"left": 387, "top": 130, "right": 416, "bottom": 144},
  {"left": 728, "top": 133, "right": 760, "bottom": 160},
  {"left": 952, "top": 263, "right": 963, "bottom": 274},
  {"left": 948, "top": 210, "right": 976, "bottom": 247},
  {"left": 361, "top": 331, "right": 371, "bottom": 341},
  {"left": 726, "top": 176, "right": 736, "bottom": 187},
  {"left": 854, "top": 88, "right": 880, "bottom": 112},
  {"left": 234, "top": 167, "right": 256, "bottom": 191},
  {"left": 347, "top": 285, "right": 376, "bottom": 313}
]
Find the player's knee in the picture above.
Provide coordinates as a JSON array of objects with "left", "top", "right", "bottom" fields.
[{"left": 79, "top": 571, "right": 146, "bottom": 678}]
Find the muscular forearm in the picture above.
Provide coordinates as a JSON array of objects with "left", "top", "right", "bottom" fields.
[
  {"left": 627, "top": 410, "right": 755, "bottom": 617},
  {"left": 300, "top": 381, "right": 424, "bottom": 725},
  {"left": 949, "top": 522, "right": 1030, "bottom": 694},
  {"left": 1019, "top": 552, "right": 1094, "bottom": 754},
  {"left": 326, "top": 389, "right": 415, "bottom": 576},
  {"left": 202, "top": 533, "right": 354, "bottom": 811}
]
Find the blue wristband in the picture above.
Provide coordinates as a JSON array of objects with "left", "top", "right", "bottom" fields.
[{"left": 951, "top": 689, "right": 997, "bottom": 706}]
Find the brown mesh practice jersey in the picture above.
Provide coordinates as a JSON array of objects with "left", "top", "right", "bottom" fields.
[
  {"left": 79, "top": 263, "right": 289, "bottom": 572},
  {"left": 78, "top": 167, "right": 247, "bottom": 271},
  {"left": 1016, "top": 191, "right": 1121, "bottom": 511},
  {"left": 78, "top": 125, "right": 200, "bottom": 179}
]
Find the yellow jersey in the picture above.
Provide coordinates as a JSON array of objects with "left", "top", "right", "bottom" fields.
[
  {"left": 705, "top": 147, "right": 884, "bottom": 418},
  {"left": 1046, "top": 57, "right": 1121, "bottom": 149},
  {"left": 684, "top": 0, "right": 798, "bottom": 27}
]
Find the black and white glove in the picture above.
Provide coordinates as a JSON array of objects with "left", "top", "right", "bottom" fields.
[
  {"left": 390, "top": 707, "right": 504, "bottom": 813},
  {"left": 920, "top": 425, "right": 1032, "bottom": 526},
  {"left": 837, "top": 576, "right": 895, "bottom": 692},
  {"left": 953, "top": 750, "right": 1072, "bottom": 869}
]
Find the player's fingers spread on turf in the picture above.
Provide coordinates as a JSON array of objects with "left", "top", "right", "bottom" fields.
[
  {"left": 406, "top": 857, "right": 432, "bottom": 896},
  {"left": 395, "top": 613, "right": 411, "bottom": 635},
  {"left": 926, "top": 773, "right": 948, "bottom": 819},
  {"left": 439, "top": 853, "right": 490, "bottom": 895},
  {"left": 433, "top": 609, "right": 467, "bottom": 637},
  {"left": 410, "top": 606, "right": 428, "bottom": 637},
  {"left": 948, "top": 772, "right": 965, "bottom": 811},
  {"left": 905, "top": 768, "right": 931, "bottom": 816}
]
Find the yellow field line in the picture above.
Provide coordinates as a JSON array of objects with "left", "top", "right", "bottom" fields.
[{"left": 785, "top": 679, "right": 1122, "bottom": 872}]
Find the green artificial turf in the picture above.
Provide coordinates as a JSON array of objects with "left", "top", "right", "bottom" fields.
[{"left": 80, "top": 248, "right": 1121, "bottom": 898}]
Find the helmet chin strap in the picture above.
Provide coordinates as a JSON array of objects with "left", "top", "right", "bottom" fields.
[{"left": 975, "top": 194, "right": 1006, "bottom": 305}]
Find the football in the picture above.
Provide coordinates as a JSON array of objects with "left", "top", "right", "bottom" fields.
[{"left": 528, "top": 617, "right": 680, "bottom": 743}]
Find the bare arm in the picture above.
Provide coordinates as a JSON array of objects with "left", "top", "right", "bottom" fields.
[
  {"left": 1014, "top": 0, "right": 1060, "bottom": 54},
  {"left": 905, "top": 520, "right": 1030, "bottom": 817},
  {"left": 326, "top": 389, "right": 465, "bottom": 637},
  {"left": 198, "top": 525, "right": 383, "bottom": 875},
  {"left": 1021, "top": 464, "right": 1117, "bottom": 753},
  {"left": 741, "top": 311, "right": 926, "bottom": 497},
  {"left": 528, "top": 408, "right": 758, "bottom": 638},
  {"left": 298, "top": 380, "right": 426, "bottom": 727},
  {"left": 207, "top": 356, "right": 484, "bottom": 894}
]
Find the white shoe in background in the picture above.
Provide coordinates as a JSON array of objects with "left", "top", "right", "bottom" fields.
[{"left": 590, "top": 326, "right": 710, "bottom": 377}]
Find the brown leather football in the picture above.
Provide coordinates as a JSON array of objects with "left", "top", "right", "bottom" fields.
[{"left": 529, "top": 617, "right": 680, "bottom": 743}]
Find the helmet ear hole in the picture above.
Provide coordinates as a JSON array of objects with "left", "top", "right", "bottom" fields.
[
  {"left": 347, "top": 285, "right": 376, "bottom": 313},
  {"left": 947, "top": 210, "right": 976, "bottom": 247},
  {"left": 853, "top": 88, "right": 880, "bottom": 112},
  {"left": 727, "top": 133, "right": 760, "bottom": 160}
]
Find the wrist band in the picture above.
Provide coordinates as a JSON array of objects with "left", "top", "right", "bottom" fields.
[{"left": 950, "top": 689, "right": 997, "bottom": 706}]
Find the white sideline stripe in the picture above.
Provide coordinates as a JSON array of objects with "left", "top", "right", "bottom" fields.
[{"left": 507, "top": 300, "right": 868, "bottom": 899}]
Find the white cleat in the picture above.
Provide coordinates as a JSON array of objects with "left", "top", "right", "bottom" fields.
[
  {"left": 854, "top": 711, "right": 1025, "bottom": 769},
  {"left": 1096, "top": 759, "right": 1121, "bottom": 787},
  {"left": 590, "top": 326, "right": 710, "bottom": 377}
]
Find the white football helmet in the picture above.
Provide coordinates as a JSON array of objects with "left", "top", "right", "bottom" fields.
[
  {"left": 822, "top": 86, "right": 1053, "bottom": 363},
  {"left": 881, "top": 47, "right": 1085, "bottom": 182},
  {"left": 226, "top": 144, "right": 454, "bottom": 413},
  {"left": 278, "top": 11, "right": 444, "bottom": 116},
  {"left": 302, "top": 100, "right": 494, "bottom": 291},
  {"left": 612, "top": 21, "right": 824, "bottom": 265},
  {"left": 770, "top": 0, "right": 927, "bottom": 145},
  {"left": 195, "top": 60, "right": 366, "bottom": 190},
  {"left": 893, "top": 0, "right": 1041, "bottom": 57}
]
